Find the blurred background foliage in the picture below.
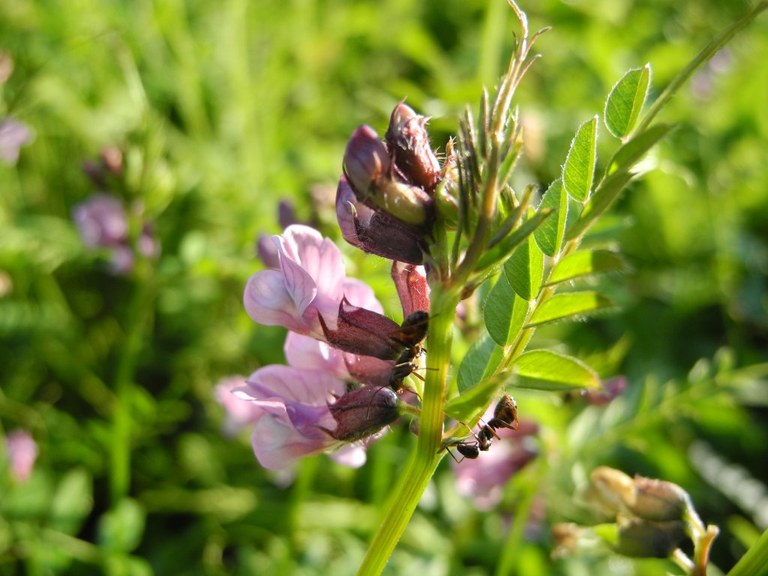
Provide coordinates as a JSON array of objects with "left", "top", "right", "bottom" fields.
[{"left": 1, "top": 0, "right": 766, "bottom": 574}]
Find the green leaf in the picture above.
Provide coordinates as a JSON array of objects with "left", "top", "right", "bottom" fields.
[
  {"left": 98, "top": 498, "right": 146, "bottom": 554},
  {"left": 528, "top": 292, "right": 612, "bottom": 326},
  {"left": 50, "top": 468, "right": 93, "bottom": 535},
  {"left": 604, "top": 64, "right": 651, "bottom": 139},
  {"left": 567, "top": 170, "right": 634, "bottom": 240},
  {"left": 445, "top": 370, "right": 510, "bottom": 423},
  {"left": 511, "top": 349, "right": 600, "bottom": 390},
  {"left": 547, "top": 250, "right": 625, "bottom": 285},
  {"left": 484, "top": 273, "right": 529, "bottom": 346},
  {"left": 534, "top": 179, "right": 568, "bottom": 257},
  {"left": 607, "top": 123, "right": 674, "bottom": 175},
  {"left": 562, "top": 115, "right": 599, "bottom": 202},
  {"left": 503, "top": 229, "right": 544, "bottom": 301},
  {"left": 457, "top": 333, "right": 503, "bottom": 392}
]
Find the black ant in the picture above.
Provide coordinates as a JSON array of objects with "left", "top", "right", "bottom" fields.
[
  {"left": 387, "top": 311, "right": 428, "bottom": 392},
  {"left": 446, "top": 394, "right": 519, "bottom": 461}
]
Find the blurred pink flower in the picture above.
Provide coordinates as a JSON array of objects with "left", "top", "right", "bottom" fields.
[
  {"left": 453, "top": 408, "right": 538, "bottom": 510},
  {"left": 72, "top": 194, "right": 158, "bottom": 275},
  {"left": 5, "top": 429, "right": 38, "bottom": 483},
  {"left": 0, "top": 118, "right": 33, "bottom": 165}
]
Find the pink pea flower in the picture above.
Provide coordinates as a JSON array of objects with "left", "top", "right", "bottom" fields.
[
  {"left": 244, "top": 225, "right": 347, "bottom": 339},
  {"left": 0, "top": 118, "right": 33, "bottom": 165},
  {"left": 5, "top": 430, "right": 38, "bottom": 483},
  {"left": 233, "top": 365, "right": 368, "bottom": 470},
  {"left": 453, "top": 413, "right": 538, "bottom": 510},
  {"left": 214, "top": 375, "right": 261, "bottom": 436}
]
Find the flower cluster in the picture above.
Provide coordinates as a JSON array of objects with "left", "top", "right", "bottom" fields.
[
  {"left": 4, "top": 430, "right": 38, "bottom": 484},
  {"left": 223, "top": 102, "right": 450, "bottom": 471}
]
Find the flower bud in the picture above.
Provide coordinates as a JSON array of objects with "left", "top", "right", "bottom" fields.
[
  {"left": 343, "top": 125, "right": 391, "bottom": 200},
  {"left": 628, "top": 476, "right": 690, "bottom": 522},
  {"left": 590, "top": 466, "right": 635, "bottom": 516},
  {"left": 615, "top": 519, "right": 687, "bottom": 558},
  {"left": 385, "top": 102, "right": 441, "bottom": 192},
  {"left": 391, "top": 262, "right": 430, "bottom": 317},
  {"left": 372, "top": 178, "right": 433, "bottom": 226},
  {"left": 326, "top": 385, "right": 400, "bottom": 442}
]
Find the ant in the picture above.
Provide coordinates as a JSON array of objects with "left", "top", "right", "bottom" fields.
[
  {"left": 387, "top": 311, "right": 428, "bottom": 392},
  {"left": 447, "top": 394, "right": 519, "bottom": 461}
]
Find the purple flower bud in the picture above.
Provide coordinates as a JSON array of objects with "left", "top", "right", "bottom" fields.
[
  {"left": 336, "top": 176, "right": 427, "bottom": 264},
  {"left": 391, "top": 261, "right": 430, "bottom": 318},
  {"left": 343, "top": 125, "right": 433, "bottom": 226},
  {"left": 385, "top": 102, "right": 441, "bottom": 192},
  {"left": 324, "top": 386, "right": 400, "bottom": 442},
  {"left": 343, "top": 125, "right": 391, "bottom": 200}
]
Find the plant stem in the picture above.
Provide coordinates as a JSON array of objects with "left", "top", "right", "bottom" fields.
[
  {"left": 356, "top": 285, "right": 457, "bottom": 576},
  {"left": 110, "top": 268, "right": 153, "bottom": 504}
]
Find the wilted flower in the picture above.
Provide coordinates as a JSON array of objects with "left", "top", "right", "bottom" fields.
[
  {"left": 0, "top": 118, "right": 33, "bottom": 165},
  {"left": 322, "top": 385, "right": 400, "bottom": 442},
  {"left": 5, "top": 429, "right": 38, "bottom": 483},
  {"left": 336, "top": 176, "right": 427, "bottom": 264}
]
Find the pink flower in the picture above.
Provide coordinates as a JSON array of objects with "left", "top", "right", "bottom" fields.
[
  {"left": 73, "top": 194, "right": 128, "bottom": 249},
  {"left": 244, "top": 225, "right": 347, "bottom": 338},
  {"left": 214, "top": 375, "right": 261, "bottom": 436},
  {"left": 0, "top": 118, "right": 33, "bottom": 165},
  {"left": 5, "top": 430, "right": 38, "bottom": 483},
  {"left": 233, "top": 365, "right": 367, "bottom": 470}
]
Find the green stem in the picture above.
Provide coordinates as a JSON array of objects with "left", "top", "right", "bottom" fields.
[
  {"left": 635, "top": 0, "right": 768, "bottom": 135},
  {"left": 356, "top": 286, "right": 458, "bottom": 576},
  {"left": 110, "top": 267, "right": 154, "bottom": 504}
]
